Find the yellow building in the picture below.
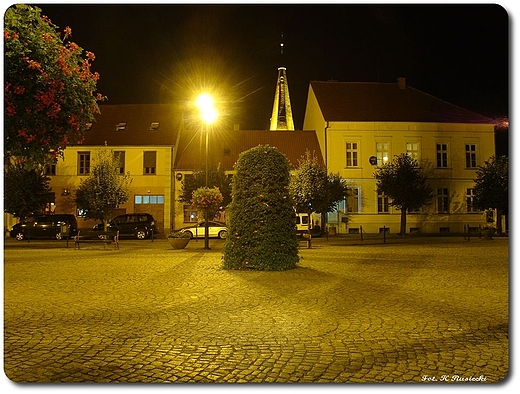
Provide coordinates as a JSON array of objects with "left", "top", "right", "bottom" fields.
[
  {"left": 24, "top": 103, "right": 322, "bottom": 234},
  {"left": 303, "top": 78, "right": 497, "bottom": 234},
  {"left": 42, "top": 104, "right": 182, "bottom": 232}
]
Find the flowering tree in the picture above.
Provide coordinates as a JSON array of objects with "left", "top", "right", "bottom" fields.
[
  {"left": 190, "top": 187, "right": 224, "bottom": 221},
  {"left": 74, "top": 148, "right": 132, "bottom": 230},
  {"left": 4, "top": 4, "right": 104, "bottom": 165}
]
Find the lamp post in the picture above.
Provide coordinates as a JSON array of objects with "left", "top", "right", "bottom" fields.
[{"left": 196, "top": 93, "right": 218, "bottom": 250}]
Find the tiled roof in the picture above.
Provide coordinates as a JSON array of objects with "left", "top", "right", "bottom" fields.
[
  {"left": 81, "top": 104, "right": 183, "bottom": 146},
  {"left": 175, "top": 129, "right": 323, "bottom": 171},
  {"left": 310, "top": 81, "right": 495, "bottom": 124}
]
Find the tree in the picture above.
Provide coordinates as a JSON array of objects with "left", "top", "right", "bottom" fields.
[
  {"left": 223, "top": 145, "right": 299, "bottom": 271},
  {"left": 4, "top": 4, "right": 104, "bottom": 165},
  {"left": 374, "top": 153, "right": 433, "bottom": 235},
  {"left": 473, "top": 155, "right": 508, "bottom": 234},
  {"left": 74, "top": 148, "right": 132, "bottom": 230},
  {"left": 190, "top": 186, "right": 224, "bottom": 222},
  {"left": 178, "top": 163, "right": 232, "bottom": 208},
  {"left": 290, "top": 151, "right": 348, "bottom": 233},
  {"left": 3, "top": 162, "right": 52, "bottom": 220}
]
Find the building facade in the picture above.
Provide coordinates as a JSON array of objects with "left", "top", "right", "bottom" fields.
[{"left": 303, "top": 78, "right": 497, "bottom": 234}]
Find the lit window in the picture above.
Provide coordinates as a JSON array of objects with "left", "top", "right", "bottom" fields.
[
  {"left": 376, "top": 142, "right": 389, "bottom": 166},
  {"left": 406, "top": 142, "right": 420, "bottom": 160},
  {"left": 134, "top": 195, "right": 164, "bottom": 205}
]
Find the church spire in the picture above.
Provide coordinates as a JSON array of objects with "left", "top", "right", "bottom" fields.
[{"left": 269, "top": 33, "right": 295, "bottom": 131}]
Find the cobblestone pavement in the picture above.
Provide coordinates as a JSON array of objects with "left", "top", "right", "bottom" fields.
[{"left": 3, "top": 235, "right": 509, "bottom": 384}]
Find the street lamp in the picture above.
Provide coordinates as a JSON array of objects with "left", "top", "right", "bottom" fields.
[{"left": 196, "top": 93, "right": 218, "bottom": 250}]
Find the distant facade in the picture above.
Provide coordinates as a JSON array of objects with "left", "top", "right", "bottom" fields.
[
  {"left": 24, "top": 103, "right": 322, "bottom": 233},
  {"left": 303, "top": 78, "right": 497, "bottom": 234},
  {"left": 5, "top": 77, "right": 499, "bottom": 236}
]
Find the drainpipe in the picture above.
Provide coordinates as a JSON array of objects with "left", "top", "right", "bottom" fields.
[
  {"left": 323, "top": 121, "right": 330, "bottom": 236},
  {"left": 324, "top": 121, "right": 330, "bottom": 171}
]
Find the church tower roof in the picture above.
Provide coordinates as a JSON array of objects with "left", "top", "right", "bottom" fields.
[{"left": 269, "top": 34, "right": 295, "bottom": 131}]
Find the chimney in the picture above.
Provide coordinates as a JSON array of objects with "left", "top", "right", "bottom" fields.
[{"left": 397, "top": 77, "right": 407, "bottom": 89}]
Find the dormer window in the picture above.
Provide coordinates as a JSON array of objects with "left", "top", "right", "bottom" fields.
[
  {"left": 115, "top": 122, "right": 127, "bottom": 131},
  {"left": 150, "top": 122, "right": 160, "bottom": 130}
]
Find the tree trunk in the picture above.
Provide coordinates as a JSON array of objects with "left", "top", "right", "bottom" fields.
[
  {"left": 496, "top": 208, "right": 503, "bottom": 235},
  {"left": 399, "top": 208, "right": 407, "bottom": 235}
]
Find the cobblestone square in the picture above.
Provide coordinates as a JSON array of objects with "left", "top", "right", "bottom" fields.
[{"left": 3, "top": 235, "right": 509, "bottom": 384}]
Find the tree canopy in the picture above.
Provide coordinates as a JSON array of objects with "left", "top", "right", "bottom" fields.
[
  {"left": 374, "top": 153, "right": 433, "bottom": 235},
  {"left": 74, "top": 148, "right": 132, "bottom": 228},
  {"left": 289, "top": 151, "right": 348, "bottom": 230},
  {"left": 223, "top": 145, "right": 299, "bottom": 271},
  {"left": 473, "top": 155, "right": 508, "bottom": 233},
  {"left": 4, "top": 4, "right": 104, "bottom": 165},
  {"left": 190, "top": 186, "right": 224, "bottom": 221},
  {"left": 178, "top": 163, "right": 232, "bottom": 208},
  {"left": 3, "top": 162, "right": 52, "bottom": 220}
]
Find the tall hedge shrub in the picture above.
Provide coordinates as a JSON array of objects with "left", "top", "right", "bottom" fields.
[{"left": 223, "top": 145, "right": 299, "bottom": 270}]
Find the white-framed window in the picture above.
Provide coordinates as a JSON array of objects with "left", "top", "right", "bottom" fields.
[
  {"left": 437, "top": 188, "right": 450, "bottom": 213},
  {"left": 436, "top": 143, "right": 449, "bottom": 168},
  {"left": 466, "top": 188, "right": 479, "bottom": 213},
  {"left": 346, "top": 187, "right": 361, "bottom": 213},
  {"left": 345, "top": 142, "right": 359, "bottom": 167},
  {"left": 376, "top": 142, "right": 389, "bottom": 166},
  {"left": 134, "top": 195, "right": 164, "bottom": 204},
  {"left": 377, "top": 190, "right": 389, "bottom": 214},
  {"left": 78, "top": 151, "right": 91, "bottom": 175},
  {"left": 465, "top": 143, "right": 477, "bottom": 168},
  {"left": 406, "top": 142, "right": 420, "bottom": 161}
]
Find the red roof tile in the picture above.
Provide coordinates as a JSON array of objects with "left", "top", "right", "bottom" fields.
[
  {"left": 310, "top": 81, "right": 495, "bottom": 124},
  {"left": 175, "top": 129, "right": 322, "bottom": 171},
  {"left": 82, "top": 104, "right": 183, "bottom": 146}
]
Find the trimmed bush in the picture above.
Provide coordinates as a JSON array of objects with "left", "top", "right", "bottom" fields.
[{"left": 223, "top": 145, "right": 299, "bottom": 270}]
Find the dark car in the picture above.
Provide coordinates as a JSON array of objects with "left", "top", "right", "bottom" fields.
[
  {"left": 178, "top": 221, "right": 228, "bottom": 239},
  {"left": 10, "top": 214, "right": 78, "bottom": 241},
  {"left": 93, "top": 213, "right": 158, "bottom": 240}
]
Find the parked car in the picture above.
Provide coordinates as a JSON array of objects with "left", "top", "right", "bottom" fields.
[
  {"left": 93, "top": 213, "right": 158, "bottom": 240},
  {"left": 10, "top": 214, "right": 78, "bottom": 241},
  {"left": 178, "top": 221, "right": 228, "bottom": 239}
]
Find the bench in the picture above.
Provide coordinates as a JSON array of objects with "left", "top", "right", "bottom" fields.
[
  {"left": 299, "top": 233, "right": 312, "bottom": 249},
  {"left": 74, "top": 230, "right": 119, "bottom": 250}
]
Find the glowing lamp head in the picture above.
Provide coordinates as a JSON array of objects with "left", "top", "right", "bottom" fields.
[{"left": 196, "top": 93, "right": 218, "bottom": 124}]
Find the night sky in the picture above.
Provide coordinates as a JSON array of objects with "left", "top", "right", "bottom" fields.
[{"left": 33, "top": 3, "right": 509, "bottom": 131}]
